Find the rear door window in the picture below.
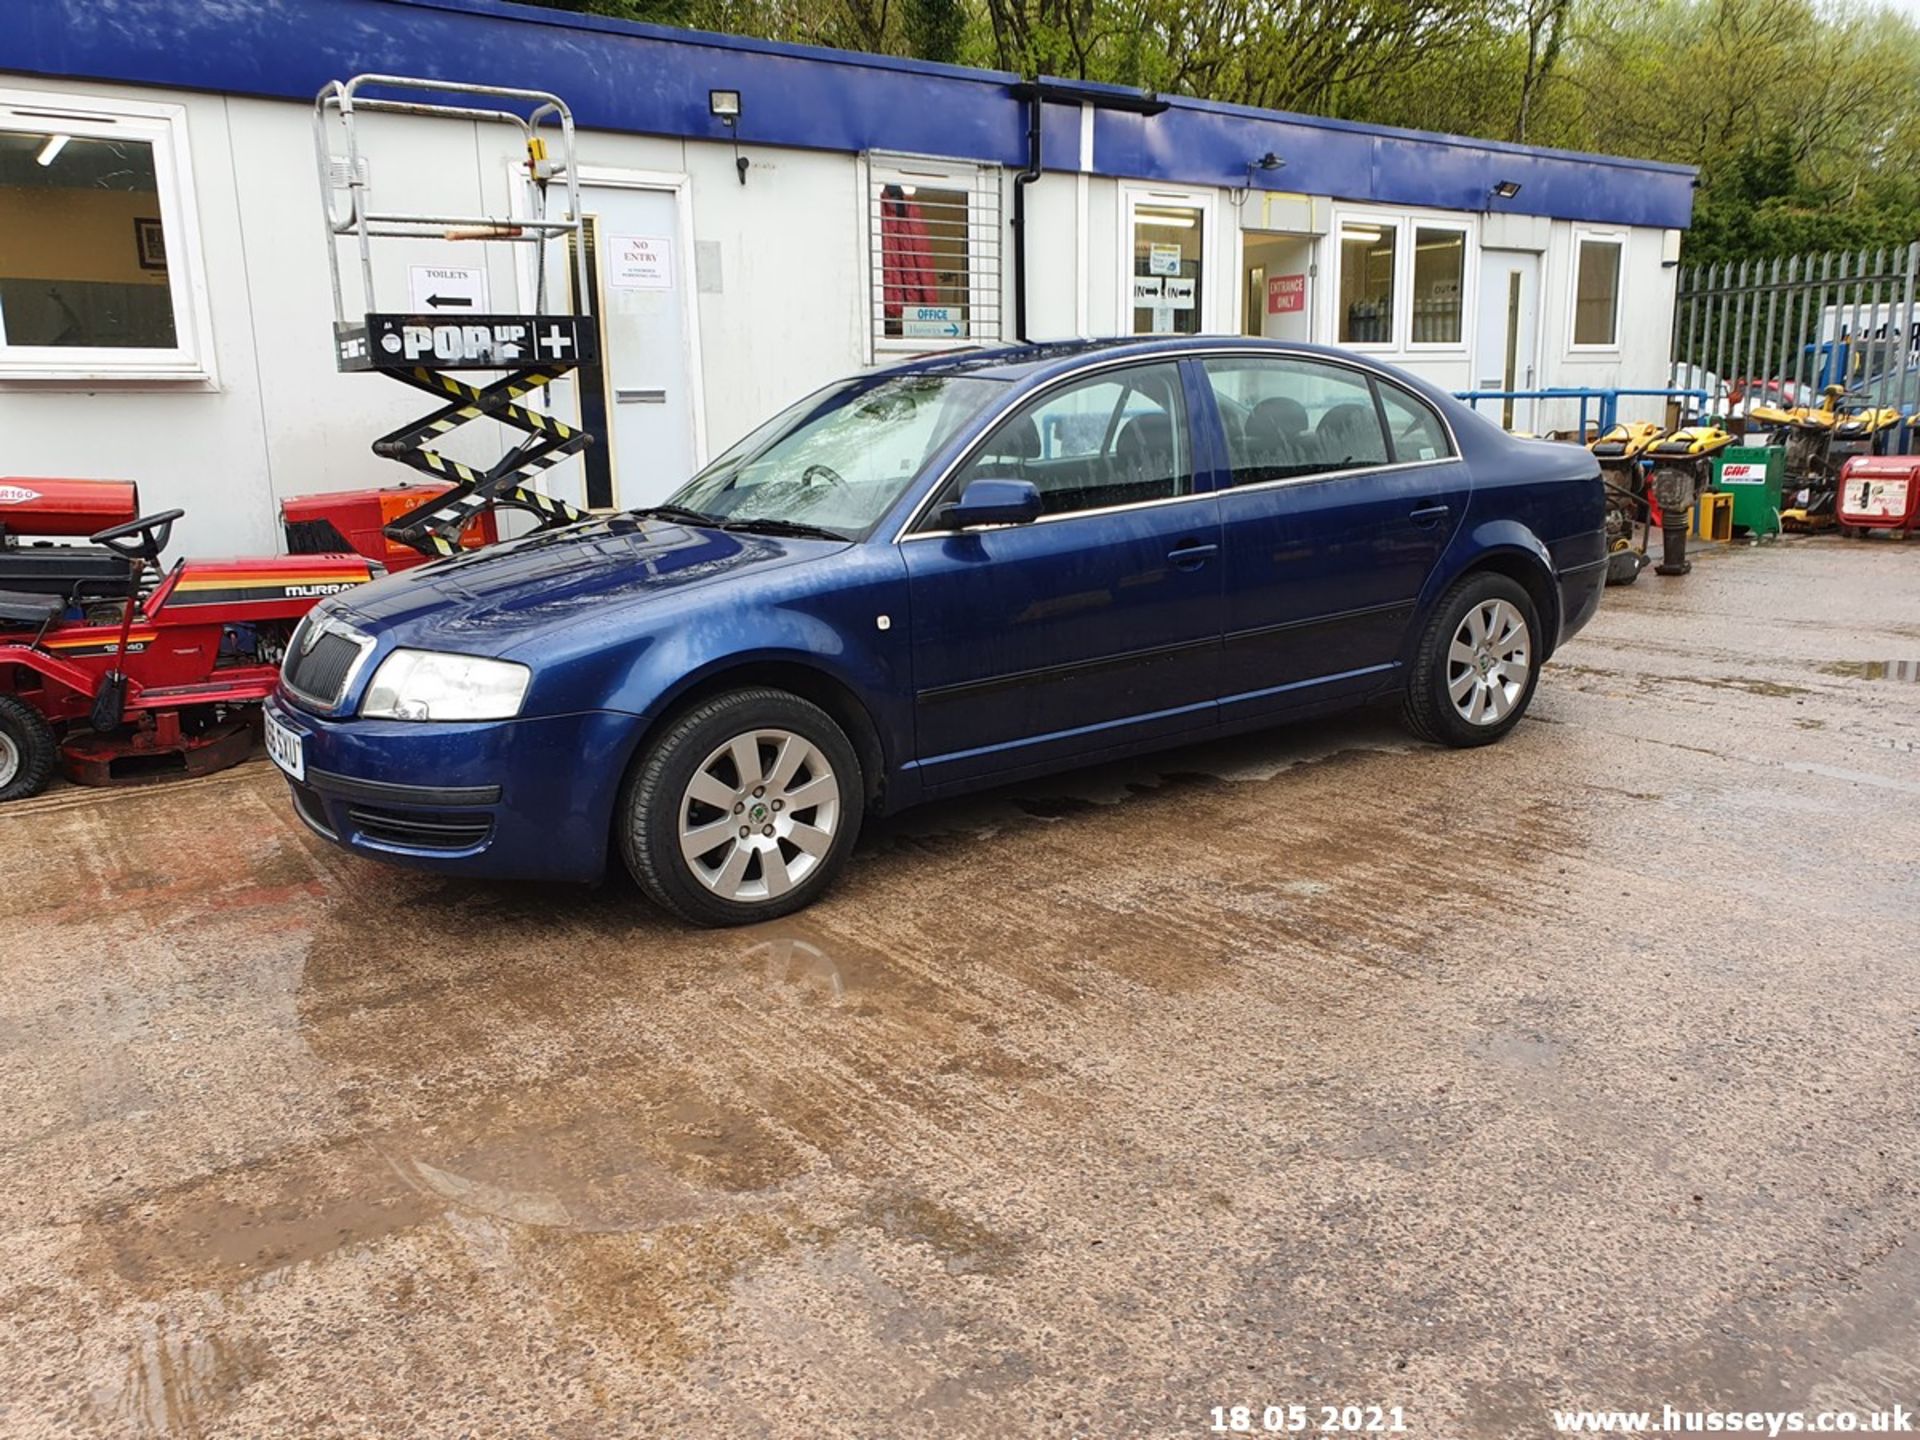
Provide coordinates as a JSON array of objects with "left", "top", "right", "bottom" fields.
[{"left": 1202, "top": 357, "right": 1390, "bottom": 485}]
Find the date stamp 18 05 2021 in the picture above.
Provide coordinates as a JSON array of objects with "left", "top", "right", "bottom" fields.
[{"left": 1209, "top": 1404, "right": 1411, "bottom": 1434}]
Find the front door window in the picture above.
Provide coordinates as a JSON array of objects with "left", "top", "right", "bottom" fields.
[
  {"left": 1130, "top": 204, "right": 1204, "bottom": 336},
  {"left": 936, "top": 362, "right": 1191, "bottom": 520}
]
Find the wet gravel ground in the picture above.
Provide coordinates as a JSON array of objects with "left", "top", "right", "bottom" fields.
[{"left": 2, "top": 535, "right": 1917, "bottom": 1439}]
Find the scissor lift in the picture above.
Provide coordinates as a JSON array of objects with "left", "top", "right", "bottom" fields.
[{"left": 314, "top": 74, "right": 598, "bottom": 558}]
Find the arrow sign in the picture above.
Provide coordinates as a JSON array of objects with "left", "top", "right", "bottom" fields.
[
  {"left": 902, "top": 306, "right": 966, "bottom": 340},
  {"left": 408, "top": 263, "right": 488, "bottom": 313}
]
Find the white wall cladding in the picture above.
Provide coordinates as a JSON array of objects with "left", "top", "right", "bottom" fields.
[{"left": 0, "top": 73, "right": 1682, "bottom": 555}]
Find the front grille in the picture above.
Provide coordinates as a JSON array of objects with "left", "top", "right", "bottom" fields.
[
  {"left": 284, "top": 629, "right": 366, "bottom": 707},
  {"left": 347, "top": 805, "right": 492, "bottom": 852}
]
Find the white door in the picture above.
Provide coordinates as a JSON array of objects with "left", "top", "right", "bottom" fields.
[
  {"left": 1120, "top": 187, "right": 1218, "bottom": 336},
  {"left": 1474, "top": 250, "right": 1540, "bottom": 433},
  {"left": 587, "top": 182, "right": 701, "bottom": 507}
]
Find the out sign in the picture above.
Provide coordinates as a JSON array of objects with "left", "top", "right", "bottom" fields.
[
  {"left": 608, "top": 234, "right": 673, "bottom": 290},
  {"left": 1267, "top": 272, "right": 1306, "bottom": 315}
]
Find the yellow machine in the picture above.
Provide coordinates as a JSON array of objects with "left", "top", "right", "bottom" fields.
[
  {"left": 1649, "top": 424, "right": 1735, "bottom": 458},
  {"left": 1835, "top": 406, "right": 1902, "bottom": 442},
  {"left": 1590, "top": 422, "right": 1665, "bottom": 585},
  {"left": 1750, "top": 385, "right": 1847, "bottom": 528},
  {"left": 1645, "top": 426, "right": 1735, "bottom": 575},
  {"left": 1590, "top": 420, "right": 1664, "bottom": 461}
]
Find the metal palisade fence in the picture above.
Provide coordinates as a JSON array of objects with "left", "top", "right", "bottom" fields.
[{"left": 1672, "top": 244, "right": 1920, "bottom": 426}]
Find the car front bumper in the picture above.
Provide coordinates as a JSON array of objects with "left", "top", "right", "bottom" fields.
[{"left": 264, "top": 692, "right": 642, "bottom": 882}]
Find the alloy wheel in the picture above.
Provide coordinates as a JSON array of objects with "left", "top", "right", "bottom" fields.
[
  {"left": 1447, "top": 598, "right": 1531, "bottom": 725},
  {"left": 677, "top": 727, "right": 841, "bottom": 901}
]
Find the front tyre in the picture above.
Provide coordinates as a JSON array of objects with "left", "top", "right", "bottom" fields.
[
  {"left": 619, "top": 688, "right": 864, "bottom": 926},
  {"left": 1402, "top": 572, "right": 1542, "bottom": 749},
  {"left": 0, "top": 694, "right": 58, "bottom": 803}
]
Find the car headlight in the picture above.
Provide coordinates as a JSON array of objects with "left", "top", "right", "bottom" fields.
[{"left": 360, "top": 649, "right": 531, "bottom": 722}]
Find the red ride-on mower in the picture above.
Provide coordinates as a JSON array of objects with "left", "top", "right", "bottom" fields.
[
  {"left": 281, "top": 480, "right": 499, "bottom": 572},
  {"left": 0, "top": 478, "right": 378, "bottom": 802}
]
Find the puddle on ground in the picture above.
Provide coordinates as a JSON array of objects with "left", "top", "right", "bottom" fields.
[
  {"left": 1822, "top": 660, "right": 1920, "bottom": 682},
  {"left": 88, "top": 1307, "right": 273, "bottom": 1439}
]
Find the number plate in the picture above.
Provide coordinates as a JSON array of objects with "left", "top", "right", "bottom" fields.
[{"left": 264, "top": 709, "right": 306, "bottom": 783}]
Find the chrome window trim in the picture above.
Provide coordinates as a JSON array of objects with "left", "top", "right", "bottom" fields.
[{"left": 889, "top": 345, "right": 1463, "bottom": 543}]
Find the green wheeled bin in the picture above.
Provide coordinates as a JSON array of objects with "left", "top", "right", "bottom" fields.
[{"left": 1712, "top": 445, "right": 1784, "bottom": 538}]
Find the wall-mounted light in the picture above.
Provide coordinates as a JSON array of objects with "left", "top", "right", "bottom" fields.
[
  {"left": 709, "top": 90, "right": 749, "bottom": 185},
  {"left": 1236, "top": 150, "right": 1286, "bottom": 201},
  {"left": 1490, "top": 179, "right": 1522, "bottom": 201},
  {"left": 35, "top": 133, "right": 70, "bottom": 167}
]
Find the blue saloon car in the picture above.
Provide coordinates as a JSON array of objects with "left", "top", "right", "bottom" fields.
[{"left": 265, "top": 338, "right": 1605, "bottom": 925}]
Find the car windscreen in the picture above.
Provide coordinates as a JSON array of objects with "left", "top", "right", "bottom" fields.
[{"left": 665, "top": 373, "right": 1009, "bottom": 537}]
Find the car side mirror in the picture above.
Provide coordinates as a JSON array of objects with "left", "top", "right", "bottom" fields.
[{"left": 942, "top": 477, "right": 1041, "bottom": 529}]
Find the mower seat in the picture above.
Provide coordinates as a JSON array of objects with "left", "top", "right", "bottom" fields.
[
  {"left": 0, "top": 589, "right": 65, "bottom": 627},
  {"left": 0, "top": 543, "right": 138, "bottom": 602}
]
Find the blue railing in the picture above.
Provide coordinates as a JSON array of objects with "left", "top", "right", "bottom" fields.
[
  {"left": 1455, "top": 384, "right": 1915, "bottom": 453},
  {"left": 1453, "top": 387, "right": 1711, "bottom": 436}
]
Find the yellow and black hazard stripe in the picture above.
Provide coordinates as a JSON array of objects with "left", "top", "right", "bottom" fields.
[{"left": 370, "top": 360, "right": 597, "bottom": 560}]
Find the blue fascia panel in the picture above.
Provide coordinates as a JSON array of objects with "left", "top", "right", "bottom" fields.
[{"left": 2, "top": 0, "right": 1696, "bottom": 229}]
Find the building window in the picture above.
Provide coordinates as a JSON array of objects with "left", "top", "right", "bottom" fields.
[
  {"left": 1411, "top": 226, "right": 1465, "bottom": 345},
  {"left": 0, "top": 90, "right": 210, "bottom": 379},
  {"left": 1573, "top": 234, "right": 1622, "bottom": 347},
  {"left": 1338, "top": 221, "right": 1397, "bottom": 345},
  {"left": 1129, "top": 203, "right": 1205, "bottom": 336},
  {"left": 867, "top": 153, "right": 1001, "bottom": 351}
]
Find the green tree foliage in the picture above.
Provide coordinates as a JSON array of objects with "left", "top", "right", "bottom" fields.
[{"left": 514, "top": 0, "right": 1920, "bottom": 260}]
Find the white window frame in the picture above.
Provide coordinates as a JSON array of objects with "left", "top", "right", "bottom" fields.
[
  {"left": 863, "top": 151, "right": 1003, "bottom": 362},
  {"left": 1331, "top": 207, "right": 1404, "bottom": 353},
  {"left": 1119, "top": 184, "right": 1221, "bottom": 338},
  {"left": 1406, "top": 219, "right": 1472, "bottom": 353},
  {"left": 1331, "top": 205, "right": 1476, "bottom": 354},
  {"left": 1569, "top": 228, "right": 1626, "bottom": 353},
  {"left": 0, "top": 88, "right": 216, "bottom": 382}
]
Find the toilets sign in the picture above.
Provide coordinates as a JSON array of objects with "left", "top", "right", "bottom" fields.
[{"left": 407, "top": 264, "right": 489, "bottom": 312}]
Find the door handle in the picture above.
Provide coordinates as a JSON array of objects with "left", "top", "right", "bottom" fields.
[
  {"left": 1168, "top": 540, "right": 1218, "bottom": 569},
  {"left": 1408, "top": 504, "right": 1450, "bottom": 525},
  {"left": 615, "top": 387, "right": 667, "bottom": 404}
]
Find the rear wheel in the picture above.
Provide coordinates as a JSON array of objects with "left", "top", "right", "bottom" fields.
[
  {"left": 619, "top": 688, "right": 864, "bottom": 926},
  {"left": 0, "top": 694, "right": 58, "bottom": 803},
  {"left": 1402, "top": 572, "right": 1542, "bottom": 748}
]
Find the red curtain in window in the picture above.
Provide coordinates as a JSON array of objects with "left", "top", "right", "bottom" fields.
[{"left": 880, "top": 184, "right": 937, "bottom": 321}]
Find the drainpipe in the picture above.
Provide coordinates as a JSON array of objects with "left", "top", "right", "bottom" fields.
[
  {"left": 1008, "top": 81, "right": 1167, "bottom": 346},
  {"left": 1012, "top": 89, "right": 1043, "bottom": 343}
]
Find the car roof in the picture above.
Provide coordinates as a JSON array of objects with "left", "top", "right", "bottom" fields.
[{"left": 865, "top": 335, "right": 1429, "bottom": 386}]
